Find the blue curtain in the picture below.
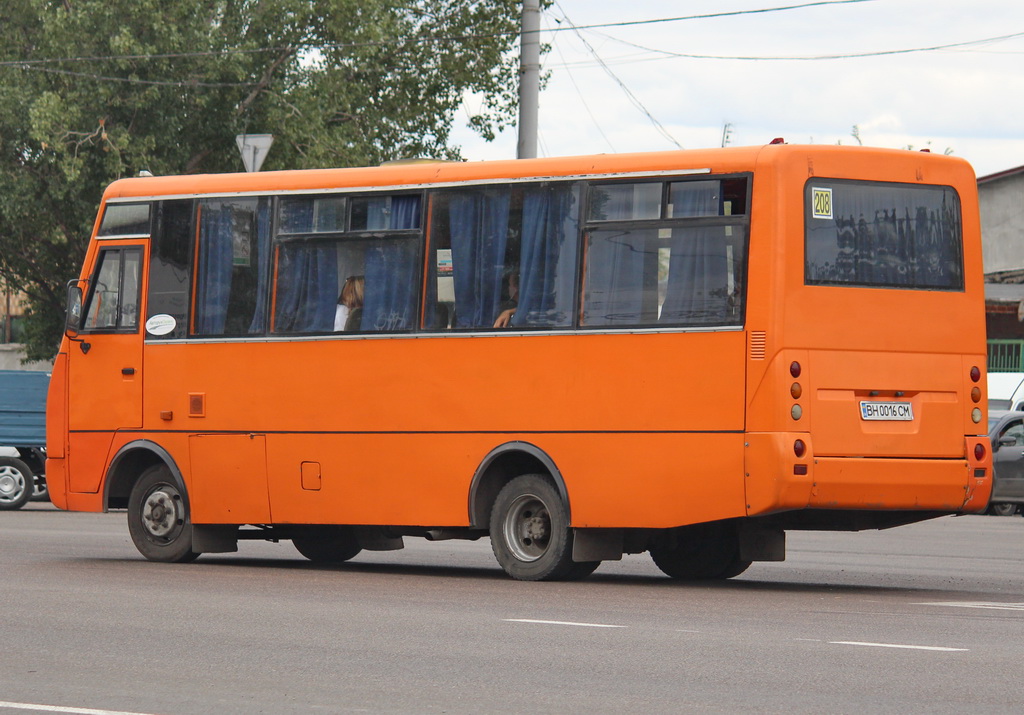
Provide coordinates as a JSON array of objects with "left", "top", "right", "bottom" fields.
[
  {"left": 513, "top": 185, "right": 575, "bottom": 327},
  {"left": 248, "top": 200, "right": 273, "bottom": 333},
  {"left": 274, "top": 242, "right": 339, "bottom": 332},
  {"left": 661, "top": 183, "right": 727, "bottom": 324},
  {"left": 449, "top": 190, "right": 511, "bottom": 328},
  {"left": 361, "top": 195, "right": 421, "bottom": 331},
  {"left": 195, "top": 205, "right": 234, "bottom": 334},
  {"left": 583, "top": 230, "right": 647, "bottom": 326}
]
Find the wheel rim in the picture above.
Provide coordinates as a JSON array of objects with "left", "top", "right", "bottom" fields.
[
  {"left": 502, "top": 492, "right": 551, "bottom": 562},
  {"left": 140, "top": 484, "right": 185, "bottom": 541},
  {"left": 0, "top": 466, "right": 27, "bottom": 503}
]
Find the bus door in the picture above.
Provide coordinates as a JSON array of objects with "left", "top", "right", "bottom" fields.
[{"left": 66, "top": 241, "right": 146, "bottom": 493}]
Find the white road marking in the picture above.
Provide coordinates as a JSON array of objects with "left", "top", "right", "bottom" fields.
[
  {"left": 504, "top": 618, "right": 626, "bottom": 628},
  {"left": 916, "top": 601, "right": 1024, "bottom": 611},
  {"left": 0, "top": 702, "right": 158, "bottom": 715},
  {"left": 829, "top": 641, "right": 968, "bottom": 652}
]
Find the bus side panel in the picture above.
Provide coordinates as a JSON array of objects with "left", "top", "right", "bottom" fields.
[
  {"left": 549, "top": 432, "right": 748, "bottom": 528},
  {"left": 142, "top": 331, "right": 747, "bottom": 529},
  {"left": 263, "top": 432, "right": 747, "bottom": 529}
]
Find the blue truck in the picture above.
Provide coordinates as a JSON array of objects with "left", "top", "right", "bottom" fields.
[{"left": 0, "top": 370, "right": 49, "bottom": 510}]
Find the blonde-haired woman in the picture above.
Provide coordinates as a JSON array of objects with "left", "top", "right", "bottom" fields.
[{"left": 334, "top": 275, "right": 364, "bottom": 331}]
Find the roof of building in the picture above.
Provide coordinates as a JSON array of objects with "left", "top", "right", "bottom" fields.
[{"left": 978, "top": 164, "right": 1024, "bottom": 185}]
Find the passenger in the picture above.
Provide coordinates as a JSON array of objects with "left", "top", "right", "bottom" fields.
[
  {"left": 493, "top": 271, "right": 518, "bottom": 328},
  {"left": 334, "top": 275, "right": 364, "bottom": 331}
]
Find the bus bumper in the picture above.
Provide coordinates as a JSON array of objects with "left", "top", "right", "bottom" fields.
[{"left": 744, "top": 433, "right": 992, "bottom": 517}]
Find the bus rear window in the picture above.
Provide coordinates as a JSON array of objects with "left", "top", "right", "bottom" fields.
[{"left": 804, "top": 180, "right": 963, "bottom": 290}]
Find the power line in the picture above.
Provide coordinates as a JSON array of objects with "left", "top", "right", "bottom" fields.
[
  {"left": 548, "top": 6, "right": 616, "bottom": 153},
  {"left": 0, "top": 1, "right": 874, "bottom": 69},
  {"left": 553, "top": 5, "right": 682, "bottom": 150},
  {"left": 592, "top": 29, "right": 1024, "bottom": 62}
]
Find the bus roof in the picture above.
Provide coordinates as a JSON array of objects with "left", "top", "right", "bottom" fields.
[{"left": 100, "top": 143, "right": 976, "bottom": 201}]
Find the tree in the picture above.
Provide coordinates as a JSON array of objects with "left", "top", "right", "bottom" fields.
[{"left": 0, "top": 0, "right": 525, "bottom": 360}]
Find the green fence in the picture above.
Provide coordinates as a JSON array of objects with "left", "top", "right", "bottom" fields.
[{"left": 988, "top": 340, "right": 1024, "bottom": 372}]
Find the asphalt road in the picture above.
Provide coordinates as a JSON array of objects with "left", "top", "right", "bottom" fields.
[{"left": 2, "top": 504, "right": 1023, "bottom": 714}]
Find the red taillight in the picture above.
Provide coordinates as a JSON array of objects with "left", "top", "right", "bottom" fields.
[
  {"left": 790, "top": 361, "right": 801, "bottom": 378},
  {"left": 970, "top": 366, "right": 981, "bottom": 383},
  {"left": 974, "top": 443, "right": 986, "bottom": 461},
  {"left": 794, "top": 439, "right": 806, "bottom": 458}
]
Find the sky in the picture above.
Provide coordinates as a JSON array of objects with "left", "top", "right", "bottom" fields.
[{"left": 450, "top": 0, "right": 1024, "bottom": 178}]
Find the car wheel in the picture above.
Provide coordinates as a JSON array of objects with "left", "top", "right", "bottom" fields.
[
  {"left": 988, "top": 502, "right": 1019, "bottom": 517},
  {"left": 0, "top": 457, "right": 33, "bottom": 511}
]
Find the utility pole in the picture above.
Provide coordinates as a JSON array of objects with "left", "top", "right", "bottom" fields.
[{"left": 517, "top": 0, "right": 540, "bottom": 159}]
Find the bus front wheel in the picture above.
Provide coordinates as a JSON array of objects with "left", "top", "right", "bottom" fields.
[
  {"left": 489, "top": 474, "right": 598, "bottom": 581},
  {"left": 649, "top": 523, "right": 751, "bottom": 580},
  {"left": 127, "top": 464, "right": 200, "bottom": 563}
]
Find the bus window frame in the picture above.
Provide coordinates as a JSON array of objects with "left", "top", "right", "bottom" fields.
[
  {"left": 577, "top": 173, "right": 752, "bottom": 331},
  {"left": 80, "top": 245, "right": 145, "bottom": 335}
]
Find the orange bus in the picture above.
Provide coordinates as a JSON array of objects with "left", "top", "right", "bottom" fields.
[{"left": 46, "top": 143, "right": 993, "bottom": 580}]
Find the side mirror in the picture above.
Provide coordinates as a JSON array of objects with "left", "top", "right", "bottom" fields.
[
  {"left": 998, "top": 435, "right": 1016, "bottom": 449},
  {"left": 65, "top": 281, "right": 84, "bottom": 338}
]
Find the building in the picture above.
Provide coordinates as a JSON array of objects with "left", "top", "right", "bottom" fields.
[{"left": 980, "top": 164, "right": 1024, "bottom": 371}]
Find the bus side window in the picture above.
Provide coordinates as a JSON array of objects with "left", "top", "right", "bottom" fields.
[
  {"left": 193, "top": 198, "right": 272, "bottom": 336},
  {"left": 146, "top": 200, "right": 193, "bottom": 340},
  {"left": 271, "top": 194, "right": 421, "bottom": 334},
  {"left": 424, "top": 183, "right": 578, "bottom": 331}
]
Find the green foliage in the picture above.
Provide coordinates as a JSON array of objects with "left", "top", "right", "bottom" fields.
[{"left": 0, "top": 0, "right": 524, "bottom": 360}]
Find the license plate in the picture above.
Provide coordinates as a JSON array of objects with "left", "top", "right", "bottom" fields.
[{"left": 860, "top": 401, "right": 914, "bottom": 421}]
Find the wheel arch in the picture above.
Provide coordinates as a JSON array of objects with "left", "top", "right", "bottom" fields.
[
  {"left": 468, "top": 441, "right": 570, "bottom": 529},
  {"left": 104, "top": 440, "right": 187, "bottom": 512}
]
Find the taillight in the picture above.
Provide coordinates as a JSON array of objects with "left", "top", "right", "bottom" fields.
[
  {"left": 791, "top": 382, "right": 802, "bottom": 399},
  {"left": 794, "top": 439, "right": 806, "bottom": 458},
  {"left": 790, "top": 361, "right": 801, "bottom": 378},
  {"left": 970, "top": 366, "right": 981, "bottom": 383},
  {"left": 974, "top": 443, "right": 986, "bottom": 461}
]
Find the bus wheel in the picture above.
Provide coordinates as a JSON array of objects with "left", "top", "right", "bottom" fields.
[
  {"left": 127, "top": 464, "right": 200, "bottom": 563},
  {"left": 649, "top": 524, "right": 751, "bottom": 580},
  {"left": 0, "top": 457, "right": 34, "bottom": 511},
  {"left": 292, "top": 526, "right": 362, "bottom": 563},
  {"left": 988, "top": 502, "right": 1019, "bottom": 517},
  {"left": 490, "top": 474, "right": 597, "bottom": 581}
]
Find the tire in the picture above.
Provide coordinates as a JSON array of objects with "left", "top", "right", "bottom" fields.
[
  {"left": 649, "top": 523, "right": 752, "bottom": 580},
  {"left": 987, "top": 502, "right": 1019, "bottom": 517},
  {"left": 0, "top": 457, "right": 33, "bottom": 511},
  {"left": 30, "top": 475, "right": 49, "bottom": 501},
  {"left": 489, "top": 474, "right": 598, "bottom": 581},
  {"left": 292, "top": 526, "right": 362, "bottom": 563},
  {"left": 127, "top": 464, "right": 200, "bottom": 563}
]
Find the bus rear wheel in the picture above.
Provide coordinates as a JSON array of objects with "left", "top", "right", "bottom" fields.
[
  {"left": 649, "top": 523, "right": 751, "bottom": 580},
  {"left": 0, "top": 457, "right": 33, "bottom": 511},
  {"left": 292, "top": 526, "right": 362, "bottom": 563},
  {"left": 127, "top": 464, "right": 200, "bottom": 563},
  {"left": 489, "top": 474, "right": 598, "bottom": 581}
]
